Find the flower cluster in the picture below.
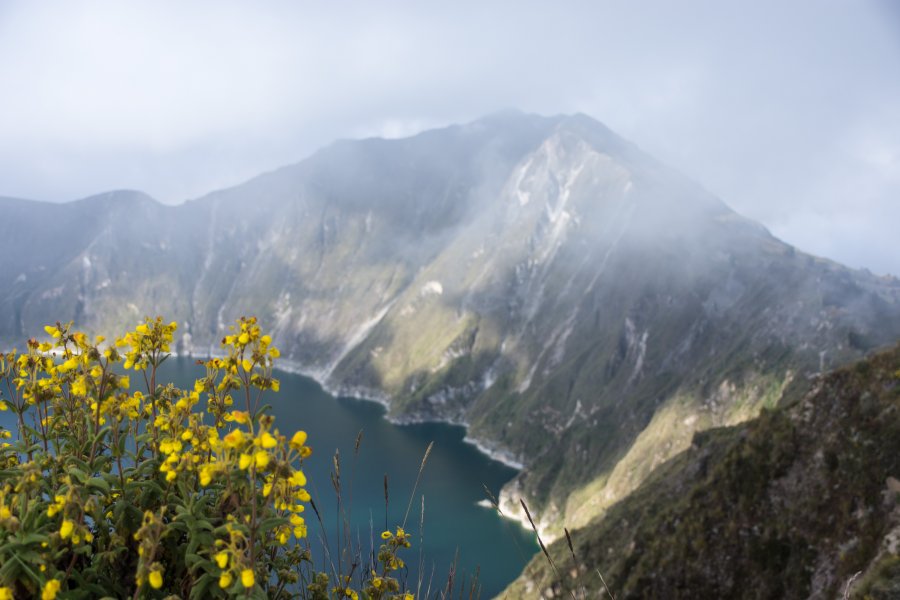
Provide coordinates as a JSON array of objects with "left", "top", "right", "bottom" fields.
[
  {"left": 0, "top": 316, "right": 420, "bottom": 599},
  {"left": 362, "top": 527, "right": 415, "bottom": 599},
  {"left": 0, "top": 317, "right": 317, "bottom": 597}
]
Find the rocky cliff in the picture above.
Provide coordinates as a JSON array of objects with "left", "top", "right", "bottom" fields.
[{"left": 1, "top": 111, "right": 899, "bottom": 540}]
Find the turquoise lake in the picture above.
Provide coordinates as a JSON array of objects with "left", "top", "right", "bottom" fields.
[{"left": 1, "top": 357, "right": 538, "bottom": 597}]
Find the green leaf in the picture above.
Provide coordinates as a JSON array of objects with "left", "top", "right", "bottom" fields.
[
  {"left": 67, "top": 467, "right": 89, "bottom": 484},
  {"left": 17, "top": 532, "right": 48, "bottom": 547},
  {"left": 189, "top": 572, "right": 216, "bottom": 600},
  {"left": 87, "top": 476, "right": 110, "bottom": 494},
  {"left": 184, "top": 552, "right": 205, "bottom": 568},
  {"left": 258, "top": 516, "right": 289, "bottom": 535}
]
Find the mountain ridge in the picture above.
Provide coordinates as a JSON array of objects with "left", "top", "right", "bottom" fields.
[{"left": 1, "top": 111, "right": 899, "bottom": 547}]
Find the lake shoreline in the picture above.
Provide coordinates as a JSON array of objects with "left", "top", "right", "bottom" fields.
[
  {"left": 0, "top": 340, "right": 526, "bottom": 472},
  {"left": 235, "top": 353, "right": 544, "bottom": 548},
  {"left": 278, "top": 361, "right": 528, "bottom": 472},
  {"left": 183, "top": 348, "right": 528, "bottom": 472}
]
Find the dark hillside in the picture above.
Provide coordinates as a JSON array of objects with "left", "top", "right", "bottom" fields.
[{"left": 505, "top": 345, "right": 900, "bottom": 599}]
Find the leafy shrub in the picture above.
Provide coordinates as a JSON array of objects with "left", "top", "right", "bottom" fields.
[{"left": 0, "top": 317, "right": 414, "bottom": 599}]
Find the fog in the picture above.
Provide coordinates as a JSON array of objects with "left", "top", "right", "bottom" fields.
[{"left": 0, "top": 0, "right": 898, "bottom": 275}]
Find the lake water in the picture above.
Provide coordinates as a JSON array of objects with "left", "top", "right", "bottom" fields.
[{"left": 1, "top": 357, "right": 537, "bottom": 597}]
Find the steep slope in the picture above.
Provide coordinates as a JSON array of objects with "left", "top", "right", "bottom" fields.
[
  {"left": 1, "top": 112, "right": 899, "bottom": 538},
  {"left": 0, "top": 191, "right": 206, "bottom": 340},
  {"left": 180, "top": 111, "right": 560, "bottom": 368},
  {"left": 502, "top": 344, "right": 900, "bottom": 599}
]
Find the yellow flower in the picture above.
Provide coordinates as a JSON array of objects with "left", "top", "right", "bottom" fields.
[
  {"left": 71, "top": 377, "right": 87, "bottom": 396},
  {"left": 41, "top": 580, "right": 61, "bottom": 600},
  {"left": 293, "top": 521, "right": 308, "bottom": 538},
  {"left": 241, "top": 568, "right": 255, "bottom": 589},
  {"left": 289, "top": 430, "right": 307, "bottom": 450},
  {"left": 381, "top": 530, "right": 392, "bottom": 540},
  {"left": 254, "top": 451, "right": 269, "bottom": 469},
  {"left": 241, "top": 359, "right": 253, "bottom": 371},
  {"left": 238, "top": 454, "right": 252, "bottom": 470},
  {"left": 223, "top": 429, "right": 245, "bottom": 448},
  {"left": 219, "top": 571, "right": 233, "bottom": 589},
  {"left": 215, "top": 550, "right": 229, "bottom": 569},
  {"left": 148, "top": 569, "right": 163, "bottom": 589},
  {"left": 50, "top": 490, "right": 70, "bottom": 513},
  {"left": 159, "top": 439, "right": 182, "bottom": 455},
  {"left": 258, "top": 432, "right": 277, "bottom": 449},
  {"left": 58, "top": 357, "right": 79, "bottom": 373},
  {"left": 199, "top": 465, "right": 215, "bottom": 486},
  {"left": 0, "top": 587, "right": 12, "bottom": 600},
  {"left": 59, "top": 519, "right": 74, "bottom": 539},
  {"left": 290, "top": 469, "right": 307, "bottom": 487}
]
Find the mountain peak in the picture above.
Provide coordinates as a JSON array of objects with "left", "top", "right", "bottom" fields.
[
  {"left": 54, "top": 190, "right": 161, "bottom": 215},
  {"left": 77, "top": 189, "right": 160, "bottom": 205}
]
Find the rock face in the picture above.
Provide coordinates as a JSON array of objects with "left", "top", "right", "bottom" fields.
[
  {"left": 503, "top": 344, "right": 900, "bottom": 600},
  {"left": 1, "top": 111, "right": 899, "bottom": 536}
]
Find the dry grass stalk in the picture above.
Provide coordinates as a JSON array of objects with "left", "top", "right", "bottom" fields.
[
  {"left": 563, "top": 528, "right": 589, "bottom": 600},
  {"left": 520, "top": 499, "right": 577, "bottom": 600},
  {"left": 403, "top": 441, "right": 434, "bottom": 529}
]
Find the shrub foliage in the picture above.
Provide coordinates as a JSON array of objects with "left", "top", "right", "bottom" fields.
[{"left": 0, "top": 317, "right": 413, "bottom": 599}]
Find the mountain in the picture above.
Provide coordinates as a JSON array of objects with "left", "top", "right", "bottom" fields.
[
  {"left": 2, "top": 111, "right": 899, "bottom": 542},
  {"left": 503, "top": 344, "right": 900, "bottom": 599}
]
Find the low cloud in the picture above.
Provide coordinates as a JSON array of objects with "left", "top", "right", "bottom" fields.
[{"left": 0, "top": 0, "right": 898, "bottom": 274}]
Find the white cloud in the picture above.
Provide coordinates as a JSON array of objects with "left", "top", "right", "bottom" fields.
[{"left": 0, "top": 0, "right": 898, "bottom": 274}]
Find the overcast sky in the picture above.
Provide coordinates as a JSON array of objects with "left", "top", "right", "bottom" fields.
[{"left": 1, "top": 1, "right": 898, "bottom": 275}]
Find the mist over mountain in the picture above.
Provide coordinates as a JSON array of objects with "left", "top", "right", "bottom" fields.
[{"left": 2, "top": 112, "right": 899, "bottom": 590}]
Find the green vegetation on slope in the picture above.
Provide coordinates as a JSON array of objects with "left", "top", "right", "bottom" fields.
[{"left": 503, "top": 345, "right": 900, "bottom": 599}]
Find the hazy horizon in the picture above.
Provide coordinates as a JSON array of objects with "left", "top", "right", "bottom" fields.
[{"left": 1, "top": 1, "right": 898, "bottom": 275}]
